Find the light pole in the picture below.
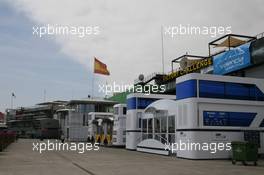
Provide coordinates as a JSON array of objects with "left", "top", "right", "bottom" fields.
[{"left": 11, "top": 92, "right": 16, "bottom": 109}]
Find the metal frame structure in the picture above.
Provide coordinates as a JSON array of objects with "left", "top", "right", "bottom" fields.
[
  {"left": 208, "top": 34, "right": 256, "bottom": 56},
  {"left": 171, "top": 54, "right": 208, "bottom": 72}
]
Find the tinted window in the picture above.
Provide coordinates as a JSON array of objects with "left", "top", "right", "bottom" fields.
[
  {"left": 225, "top": 83, "right": 250, "bottom": 100},
  {"left": 123, "top": 107, "right": 127, "bottom": 115},
  {"left": 176, "top": 80, "right": 197, "bottom": 100},
  {"left": 127, "top": 98, "right": 136, "bottom": 110},
  {"left": 260, "top": 119, "right": 264, "bottom": 127},
  {"left": 199, "top": 80, "right": 264, "bottom": 101},
  {"left": 137, "top": 98, "right": 157, "bottom": 109},
  {"left": 199, "top": 80, "right": 225, "bottom": 98}
]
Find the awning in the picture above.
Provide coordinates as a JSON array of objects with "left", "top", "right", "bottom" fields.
[{"left": 215, "top": 36, "right": 247, "bottom": 48}]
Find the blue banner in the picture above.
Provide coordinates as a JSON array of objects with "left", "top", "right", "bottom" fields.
[{"left": 213, "top": 42, "right": 251, "bottom": 75}]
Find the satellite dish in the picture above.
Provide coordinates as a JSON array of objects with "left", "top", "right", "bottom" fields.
[
  {"left": 179, "top": 57, "right": 188, "bottom": 69},
  {"left": 138, "top": 74, "right": 144, "bottom": 82},
  {"left": 180, "top": 57, "right": 199, "bottom": 70}
]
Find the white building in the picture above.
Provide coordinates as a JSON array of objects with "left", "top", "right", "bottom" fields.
[
  {"left": 135, "top": 73, "right": 264, "bottom": 159},
  {"left": 56, "top": 98, "right": 116, "bottom": 141}
]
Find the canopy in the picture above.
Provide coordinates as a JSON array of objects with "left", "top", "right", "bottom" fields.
[{"left": 215, "top": 36, "right": 247, "bottom": 48}]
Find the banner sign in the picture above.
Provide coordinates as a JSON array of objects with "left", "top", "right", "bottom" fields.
[
  {"left": 163, "top": 57, "right": 213, "bottom": 82},
  {"left": 213, "top": 42, "right": 251, "bottom": 75}
]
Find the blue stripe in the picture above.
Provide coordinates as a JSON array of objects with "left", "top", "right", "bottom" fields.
[
  {"left": 203, "top": 111, "right": 256, "bottom": 127},
  {"left": 127, "top": 97, "right": 159, "bottom": 110}
]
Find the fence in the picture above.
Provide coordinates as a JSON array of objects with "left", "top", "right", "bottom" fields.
[{"left": 0, "top": 131, "right": 16, "bottom": 152}]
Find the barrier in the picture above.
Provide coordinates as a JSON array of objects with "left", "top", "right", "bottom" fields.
[{"left": 0, "top": 131, "right": 16, "bottom": 152}]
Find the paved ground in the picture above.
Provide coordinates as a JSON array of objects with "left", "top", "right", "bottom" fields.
[{"left": 0, "top": 139, "right": 264, "bottom": 175}]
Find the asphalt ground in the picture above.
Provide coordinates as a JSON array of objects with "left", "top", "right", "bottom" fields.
[{"left": 0, "top": 139, "right": 263, "bottom": 175}]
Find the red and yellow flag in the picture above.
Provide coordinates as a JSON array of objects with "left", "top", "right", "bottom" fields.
[{"left": 94, "top": 57, "right": 110, "bottom": 75}]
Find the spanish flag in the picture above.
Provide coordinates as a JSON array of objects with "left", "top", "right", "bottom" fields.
[{"left": 94, "top": 57, "right": 110, "bottom": 75}]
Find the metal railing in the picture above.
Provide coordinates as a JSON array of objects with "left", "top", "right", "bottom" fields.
[
  {"left": 134, "top": 72, "right": 163, "bottom": 84},
  {"left": 256, "top": 32, "right": 264, "bottom": 39},
  {"left": 154, "top": 134, "right": 169, "bottom": 144}
]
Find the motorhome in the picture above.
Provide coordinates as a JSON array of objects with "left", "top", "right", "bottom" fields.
[
  {"left": 112, "top": 104, "right": 127, "bottom": 147},
  {"left": 126, "top": 93, "right": 175, "bottom": 150},
  {"left": 87, "top": 112, "right": 114, "bottom": 144},
  {"left": 56, "top": 98, "right": 116, "bottom": 141},
  {"left": 136, "top": 73, "right": 264, "bottom": 159}
]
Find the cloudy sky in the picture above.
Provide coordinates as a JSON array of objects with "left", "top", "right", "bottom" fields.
[{"left": 0, "top": 0, "right": 263, "bottom": 111}]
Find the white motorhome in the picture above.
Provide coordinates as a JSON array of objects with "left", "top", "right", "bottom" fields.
[
  {"left": 126, "top": 93, "right": 175, "bottom": 150},
  {"left": 175, "top": 73, "right": 264, "bottom": 159},
  {"left": 112, "top": 104, "right": 127, "bottom": 147},
  {"left": 137, "top": 73, "right": 264, "bottom": 159},
  {"left": 56, "top": 98, "right": 116, "bottom": 142},
  {"left": 87, "top": 112, "right": 114, "bottom": 144}
]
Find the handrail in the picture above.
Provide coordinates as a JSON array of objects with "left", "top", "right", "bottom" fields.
[
  {"left": 154, "top": 133, "right": 169, "bottom": 144},
  {"left": 134, "top": 72, "right": 163, "bottom": 84}
]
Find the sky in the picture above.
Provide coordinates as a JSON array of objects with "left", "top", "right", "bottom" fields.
[{"left": 0, "top": 0, "right": 264, "bottom": 112}]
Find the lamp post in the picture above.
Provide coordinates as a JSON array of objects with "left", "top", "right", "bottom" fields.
[{"left": 11, "top": 92, "right": 16, "bottom": 109}]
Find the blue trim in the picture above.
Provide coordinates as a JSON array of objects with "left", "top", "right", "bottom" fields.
[
  {"left": 176, "top": 80, "right": 197, "bottom": 100},
  {"left": 203, "top": 111, "right": 256, "bottom": 127},
  {"left": 127, "top": 98, "right": 137, "bottom": 110},
  {"left": 127, "top": 97, "right": 159, "bottom": 110}
]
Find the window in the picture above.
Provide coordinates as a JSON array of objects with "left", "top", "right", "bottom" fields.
[
  {"left": 225, "top": 83, "right": 250, "bottom": 100},
  {"left": 127, "top": 97, "right": 158, "bottom": 110},
  {"left": 123, "top": 107, "right": 127, "bottom": 115},
  {"left": 176, "top": 80, "right": 197, "bottom": 100},
  {"left": 83, "top": 114, "right": 85, "bottom": 126},
  {"left": 114, "top": 107, "right": 118, "bottom": 115},
  {"left": 127, "top": 98, "right": 136, "bottom": 110},
  {"left": 259, "top": 119, "right": 264, "bottom": 127},
  {"left": 168, "top": 115, "right": 175, "bottom": 133},
  {"left": 199, "top": 80, "right": 225, "bottom": 98},
  {"left": 148, "top": 119, "right": 153, "bottom": 133},
  {"left": 154, "top": 118, "right": 160, "bottom": 133},
  {"left": 142, "top": 119, "right": 147, "bottom": 133},
  {"left": 137, "top": 98, "right": 158, "bottom": 109},
  {"left": 199, "top": 80, "right": 264, "bottom": 101},
  {"left": 256, "top": 87, "right": 264, "bottom": 101},
  {"left": 161, "top": 116, "right": 167, "bottom": 133},
  {"left": 138, "top": 118, "right": 142, "bottom": 128},
  {"left": 137, "top": 112, "right": 142, "bottom": 128}
]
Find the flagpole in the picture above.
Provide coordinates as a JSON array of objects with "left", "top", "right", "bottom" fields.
[
  {"left": 11, "top": 93, "right": 15, "bottom": 109},
  {"left": 92, "top": 73, "right": 94, "bottom": 98},
  {"left": 92, "top": 57, "right": 95, "bottom": 98},
  {"left": 11, "top": 94, "right": 13, "bottom": 109},
  {"left": 161, "top": 25, "right": 165, "bottom": 74}
]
